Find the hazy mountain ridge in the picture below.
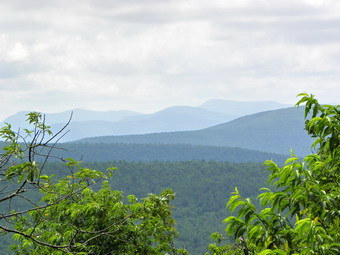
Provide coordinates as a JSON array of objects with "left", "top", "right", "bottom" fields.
[
  {"left": 120, "top": 106, "right": 235, "bottom": 122},
  {"left": 76, "top": 107, "right": 313, "bottom": 156},
  {"left": 1, "top": 99, "right": 290, "bottom": 142},
  {"left": 1, "top": 109, "right": 141, "bottom": 130},
  {"left": 199, "top": 99, "right": 290, "bottom": 115},
  {"left": 49, "top": 106, "right": 236, "bottom": 141}
]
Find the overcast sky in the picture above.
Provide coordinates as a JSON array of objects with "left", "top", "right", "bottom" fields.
[{"left": 0, "top": 0, "right": 339, "bottom": 121}]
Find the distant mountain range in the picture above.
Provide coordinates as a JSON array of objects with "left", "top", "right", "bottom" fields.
[
  {"left": 51, "top": 106, "right": 235, "bottom": 141},
  {"left": 0, "top": 98, "right": 316, "bottom": 162},
  {"left": 76, "top": 107, "right": 313, "bottom": 156},
  {"left": 1, "top": 109, "right": 139, "bottom": 129},
  {"left": 1, "top": 99, "right": 290, "bottom": 142}
]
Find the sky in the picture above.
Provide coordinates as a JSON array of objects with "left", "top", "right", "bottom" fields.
[{"left": 0, "top": 0, "right": 339, "bottom": 121}]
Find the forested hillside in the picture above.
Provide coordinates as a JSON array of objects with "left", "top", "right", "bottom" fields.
[
  {"left": 44, "top": 160, "right": 269, "bottom": 254},
  {"left": 46, "top": 143, "right": 287, "bottom": 163}
]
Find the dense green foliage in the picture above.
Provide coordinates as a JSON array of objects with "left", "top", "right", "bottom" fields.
[
  {"left": 13, "top": 178, "right": 183, "bottom": 254},
  {"left": 208, "top": 94, "right": 339, "bottom": 254},
  {"left": 39, "top": 160, "right": 268, "bottom": 254}
]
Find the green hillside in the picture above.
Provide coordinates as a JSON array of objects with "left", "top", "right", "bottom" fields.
[
  {"left": 54, "top": 143, "right": 287, "bottom": 163},
  {"left": 43, "top": 160, "right": 269, "bottom": 254},
  {"left": 76, "top": 107, "right": 313, "bottom": 156}
]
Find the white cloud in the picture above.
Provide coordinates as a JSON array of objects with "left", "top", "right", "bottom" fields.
[{"left": 0, "top": 0, "right": 339, "bottom": 121}]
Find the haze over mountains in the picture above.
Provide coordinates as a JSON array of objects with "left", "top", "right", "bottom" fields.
[
  {"left": 1, "top": 99, "right": 289, "bottom": 142},
  {"left": 0, "top": 99, "right": 315, "bottom": 156},
  {"left": 199, "top": 99, "right": 290, "bottom": 116},
  {"left": 78, "top": 107, "right": 312, "bottom": 156}
]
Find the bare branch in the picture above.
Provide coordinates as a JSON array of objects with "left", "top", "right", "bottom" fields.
[
  {"left": 0, "top": 186, "right": 86, "bottom": 220},
  {"left": 0, "top": 188, "right": 25, "bottom": 203},
  {"left": 43, "top": 111, "right": 73, "bottom": 145}
]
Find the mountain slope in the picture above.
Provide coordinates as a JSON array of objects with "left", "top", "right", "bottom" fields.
[
  {"left": 51, "top": 106, "right": 234, "bottom": 141},
  {"left": 2, "top": 107, "right": 235, "bottom": 142},
  {"left": 76, "top": 107, "right": 313, "bottom": 156},
  {"left": 1, "top": 109, "right": 141, "bottom": 130},
  {"left": 1, "top": 99, "right": 289, "bottom": 142},
  {"left": 200, "top": 99, "right": 290, "bottom": 115},
  {"left": 121, "top": 105, "right": 235, "bottom": 122}
]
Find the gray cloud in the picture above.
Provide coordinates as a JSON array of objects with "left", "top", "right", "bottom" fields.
[{"left": 0, "top": 0, "right": 339, "bottom": 121}]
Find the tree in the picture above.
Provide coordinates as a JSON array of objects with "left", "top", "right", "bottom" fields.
[
  {"left": 0, "top": 112, "right": 75, "bottom": 244},
  {"left": 0, "top": 112, "right": 186, "bottom": 254},
  {"left": 208, "top": 93, "right": 339, "bottom": 254}
]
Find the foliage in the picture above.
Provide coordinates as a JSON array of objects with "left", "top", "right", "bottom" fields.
[
  {"left": 0, "top": 112, "right": 73, "bottom": 252},
  {"left": 12, "top": 178, "right": 184, "bottom": 254},
  {"left": 0, "top": 112, "right": 186, "bottom": 254},
  {"left": 85, "top": 160, "right": 268, "bottom": 254},
  {"left": 20, "top": 160, "right": 267, "bottom": 254},
  {"left": 208, "top": 94, "right": 339, "bottom": 254},
  {"left": 206, "top": 232, "right": 243, "bottom": 255},
  {"left": 0, "top": 112, "right": 71, "bottom": 232}
]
